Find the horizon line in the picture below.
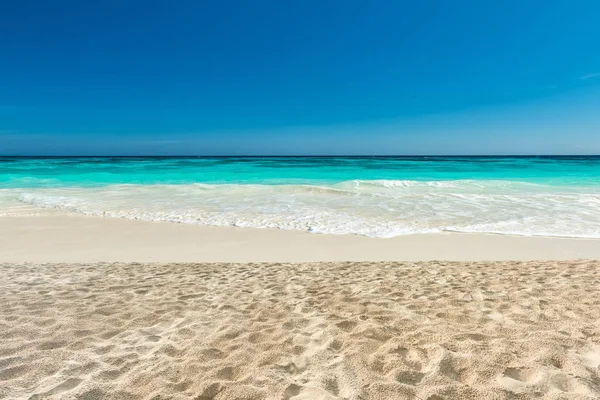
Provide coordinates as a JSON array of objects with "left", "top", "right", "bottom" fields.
[{"left": 2, "top": 154, "right": 600, "bottom": 158}]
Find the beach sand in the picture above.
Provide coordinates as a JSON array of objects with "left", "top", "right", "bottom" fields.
[
  {"left": 2, "top": 260, "right": 600, "bottom": 399},
  {"left": 2, "top": 213, "right": 600, "bottom": 262},
  {"left": 2, "top": 211, "right": 600, "bottom": 399}
]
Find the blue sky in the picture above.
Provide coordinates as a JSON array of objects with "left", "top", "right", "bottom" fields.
[{"left": 1, "top": 0, "right": 600, "bottom": 155}]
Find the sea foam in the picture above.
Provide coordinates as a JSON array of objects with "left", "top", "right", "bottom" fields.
[{"left": 5, "top": 179, "right": 600, "bottom": 238}]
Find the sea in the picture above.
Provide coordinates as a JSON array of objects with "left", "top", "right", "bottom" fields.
[{"left": 1, "top": 156, "right": 600, "bottom": 238}]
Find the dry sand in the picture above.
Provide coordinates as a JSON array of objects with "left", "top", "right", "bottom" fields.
[{"left": 2, "top": 261, "right": 600, "bottom": 399}]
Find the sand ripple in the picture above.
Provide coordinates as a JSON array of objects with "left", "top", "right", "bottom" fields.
[{"left": 1, "top": 261, "right": 600, "bottom": 399}]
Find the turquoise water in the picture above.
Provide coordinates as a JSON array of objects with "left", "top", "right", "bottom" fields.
[
  {"left": 2, "top": 156, "right": 600, "bottom": 187},
  {"left": 2, "top": 156, "right": 600, "bottom": 237}
]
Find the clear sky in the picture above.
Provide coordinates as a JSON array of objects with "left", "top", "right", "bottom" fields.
[{"left": 1, "top": 0, "right": 600, "bottom": 155}]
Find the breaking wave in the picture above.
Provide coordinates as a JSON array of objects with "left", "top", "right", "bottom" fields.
[{"left": 2, "top": 179, "right": 599, "bottom": 238}]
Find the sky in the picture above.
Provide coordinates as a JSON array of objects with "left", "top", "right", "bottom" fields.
[{"left": 1, "top": 0, "right": 600, "bottom": 155}]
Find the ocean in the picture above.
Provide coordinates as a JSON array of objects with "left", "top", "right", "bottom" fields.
[{"left": 1, "top": 156, "right": 600, "bottom": 238}]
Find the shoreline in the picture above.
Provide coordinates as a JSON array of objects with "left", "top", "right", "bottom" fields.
[{"left": 2, "top": 210, "right": 600, "bottom": 262}]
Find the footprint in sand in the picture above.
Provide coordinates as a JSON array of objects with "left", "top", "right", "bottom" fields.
[
  {"left": 578, "top": 349, "right": 600, "bottom": 370},
  {"left": 284, "top": 384, "right": 338, "bottom": 400},
  {"left": 29, "top": 378, "right": 83, "bottom": 399},
  {"left": 335, "top": 320, "right": 357, "bottom": 332},
  {"left": 499, "top": 367, "right": 539, "bottom": 391}
]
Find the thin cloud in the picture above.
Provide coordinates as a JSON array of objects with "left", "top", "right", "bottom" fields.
[{"left": 580, "top": 72, "right": 600, "bottom": 80}]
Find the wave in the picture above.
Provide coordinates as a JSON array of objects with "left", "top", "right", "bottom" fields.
[{"left": 4, "top": 179, "right": 600, "bottom": 238}]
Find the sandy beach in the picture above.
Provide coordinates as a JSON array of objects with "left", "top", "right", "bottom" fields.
[
  {"left": 2, "top": 260, "right": 600, "bottom": 399},
  {"left": 4, "top": 0, "right": 600, "bottom": 397},
  {"left": 2, "top": 211, "right": 600, "bottom": 399}
]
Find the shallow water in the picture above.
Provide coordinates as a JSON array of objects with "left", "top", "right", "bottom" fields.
[{"left": 2, "top": 156, "right": 600, "bottom": 237}]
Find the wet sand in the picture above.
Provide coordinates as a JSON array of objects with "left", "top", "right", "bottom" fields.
[{"left": 2, "top": 214, "right": 600, "bottom": 262}]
